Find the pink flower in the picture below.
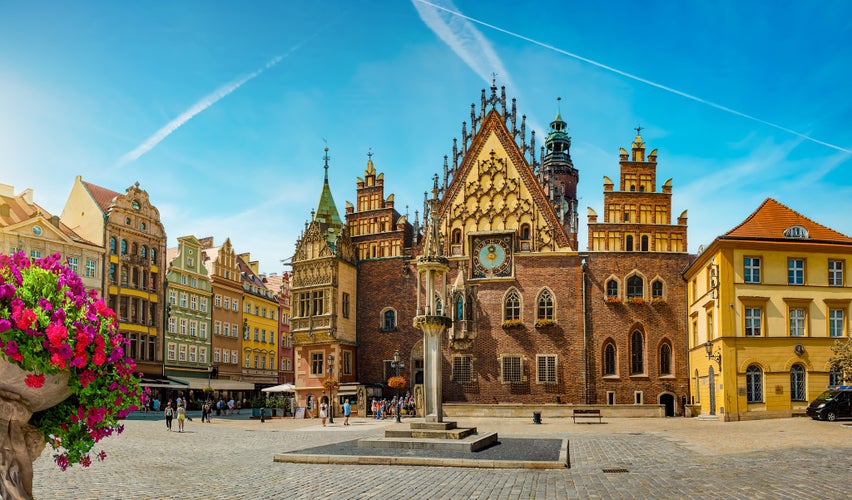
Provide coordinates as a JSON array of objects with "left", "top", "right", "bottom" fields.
[
  {"left": 97, "top": 451, "right": 107, "bottom": 462},
  {"left": 24, "top": 374, "right": 45, "bottom": 388},
  {"left": 46, "top": 322, "right": 68, "bottom": 347},
  {"left": 78, "top": 369, "right": 96, "bottom": 388}
]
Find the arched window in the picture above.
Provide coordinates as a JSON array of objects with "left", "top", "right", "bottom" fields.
[
  {"left": 604, "top": 343, "right": 616, "bottom": 376},
  {"left": 630, "top": 330, "right": 644, "bottom": 374},
  {"left": 641, "top": 235, "right": 649, "bottom": 251},
  {"left": 131, "top": 242, "right": 138, "bottom": 256},
  {"left": 120, "top": 239, "right": 127, "bottom": 255},
  {"left": 109, "top": 237, "right": 117, "bottom": 255},
  {"left": 150, "top": 248, "right": 156, "bottom": 264},
  {"left": 627, "top": 275, "right": 644, "bottom": 298},
  {"left": 451, "top": 228, "right": 461, "bottom": 244},
  {"left": 504, "top": 289, "right": 521, "bottom": 321},
  {"left": 659, "top": 343, "right": 672, "bottom": 375},
  {"left": 455, "top": 295, "right": 464, "bottom": 321},
  {"left": 536, "top": 289, "right": 554, "bottom": 321},
  {"left": 605, "top": 279, "right": 619, "bottom": 298},
  {"left": 382, "top": 309, "right": 396, "bottom": 331},
  {"left": 520, "top": 223, "right": 531, "bottom": 240},
  {"left": 141, "top": 245, "right": 147, "bottom": 258},
  {"left": 434, "top": 294, "right": 443, "bottom": 316},
  {"left": 651, "top": 280, "right": 664, "bottom": 299},
  {"left": 625, "top": 235, "right": 634, "bottom": 251},
  {"left": 790, "top": 365, "right": 806, "bottom": 401},
  {"left": 746, "top": 365, "right": 763, "bottom": 403}
]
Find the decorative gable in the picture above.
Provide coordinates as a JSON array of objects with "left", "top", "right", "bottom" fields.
[{"left": 439, "top": 110, "right": 571, "bottom": 254}]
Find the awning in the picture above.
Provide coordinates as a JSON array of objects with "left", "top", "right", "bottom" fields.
[
  {"left": 262, "top": 383, "right": 296, "bottom": 393},
  {"left": 140, "top": 377, "right": 189, "bottom": 389},
  {"left": 168, "top": 377, "right": 255, "bottom": 391}
]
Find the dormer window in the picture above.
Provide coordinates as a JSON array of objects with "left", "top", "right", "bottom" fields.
[{"left": 783, "top": 225, "right": 809, "bottom": 239}]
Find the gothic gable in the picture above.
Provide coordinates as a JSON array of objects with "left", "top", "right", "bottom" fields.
[{"left": 439, "top": 110, "right": 571, "bottom": 252}]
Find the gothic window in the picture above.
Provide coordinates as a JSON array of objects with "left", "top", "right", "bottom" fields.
[
  {"left": 603, "top": 343, "right": 616, "bottom": 376},
  {"left": 627, "top": 275, "right": 644, "bottom": 299},
  {"left": 651, "top": 280, "right": 664, "bottom": 299},
  {"left": 520, "top": 223, "right": 531, "bottom": 240},
  {"left": 504, "top": 289, "right": 521, "bottom": 321},
  {"left": 630, "top": 330, "right": 645, "bottom": 374},
  {"left": 606, "top": 279, "right": 619, "bottom": 298},
  {"left": 434, "top": 294, "right": 443, "bottom": 316},
  {"left": 659, "top": 342, "right": 672, "bottom": 375},
  {"left": 536, "top": 288, "right": 554, "bottom": 321},
  {"left": 382, "top": 309, "right": 397, "bottom": 331},
  {"left": 455, "top": 295, "right": 464, "bottom": 321},
  {"left": 451, "top": 228, "right": 461, "bottom": 244}
]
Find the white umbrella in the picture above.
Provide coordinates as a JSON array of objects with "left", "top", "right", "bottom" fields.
[{"left": 261, "top": 383, "right": 296, "bottom": 393}]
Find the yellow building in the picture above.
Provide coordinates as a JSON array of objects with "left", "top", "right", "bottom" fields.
[
  {"left": 237, "top": 252, "right": 278, "bottom": 389},
  {"left": 685, "top": 198, "right": 851, "bottom": 420}
]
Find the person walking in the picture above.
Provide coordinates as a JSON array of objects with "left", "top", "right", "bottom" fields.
[
  {"left": 176, "top": 403, "right": 186, "bottom": 432},
  {"left": 164, "top": 402, "right": 174, "bottom": 431},
  {"left": 342, "top": 399, "right": 351, "bottom": 426},
  {"left": 319, "top": 401, "right": 328, "bottom": 427}
]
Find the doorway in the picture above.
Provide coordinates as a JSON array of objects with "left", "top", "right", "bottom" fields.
[{"left": 660, "top": 393, "right": 675, "bottom": 417}]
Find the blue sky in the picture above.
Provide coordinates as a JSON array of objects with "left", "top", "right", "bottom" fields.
[{"left": 2, "top": 0, "right": 851, "bottom": 273}]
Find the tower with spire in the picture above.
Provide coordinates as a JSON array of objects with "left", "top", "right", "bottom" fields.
[
  {"left": 289, "top": 147, "right": 358, "bottom": 416},
  {"left": 540, "top": 98, "right": 580, "bottom": 249}
]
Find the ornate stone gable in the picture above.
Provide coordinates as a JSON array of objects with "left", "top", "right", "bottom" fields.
[{"left": 439, "top": 110, "right": 571, "bottom": 253}]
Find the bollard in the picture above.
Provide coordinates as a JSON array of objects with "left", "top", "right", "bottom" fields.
[{"left": 533, "top": 411, "right": 542, "bottom": 424}]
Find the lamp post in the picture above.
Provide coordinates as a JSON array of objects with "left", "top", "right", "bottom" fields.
[
  {"left": 327, "top": 354, "right": 334, "bottom": 424},
  {"left": 391, "top": 349, "right": 405, "bottom": 423},
  {"left": 704, "top": 341, "right": 721, "bottom": 368}
]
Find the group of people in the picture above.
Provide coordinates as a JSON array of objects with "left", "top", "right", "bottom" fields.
[
  {"left": 200, "top": 398, "right": 237, "bottom": 422},
  {"left": 163, "top": 399, "right": 187, "bottom": 432},
  {"left": 371, "top": 394, "right": 414, "bottom": 419}
]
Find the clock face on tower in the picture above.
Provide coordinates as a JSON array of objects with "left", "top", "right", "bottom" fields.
[{"left": 471, "top": 235, "right": 513, "bottom": 279}]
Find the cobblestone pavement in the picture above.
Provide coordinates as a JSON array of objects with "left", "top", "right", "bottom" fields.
[{"left": 31, "top": 413, "right": 851, "bottom": 499}]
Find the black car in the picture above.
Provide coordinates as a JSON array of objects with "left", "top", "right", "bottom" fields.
[{"left": 806, "top": 387, "right": 852, "bottom": 421}]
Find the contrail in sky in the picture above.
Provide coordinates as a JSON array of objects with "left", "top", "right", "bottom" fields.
[
  {"left": 116, "top": 43, "right": 302, "bottom": 167},
  {"left": 412, "top": 0, "right": 851, "bottom": 155}
]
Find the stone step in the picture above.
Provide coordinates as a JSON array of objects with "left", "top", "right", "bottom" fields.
[
  {"left": 358, "top": 431, "right": 499, "bottom": 452},
  {"left": 384, "top": 427, "right": 477, "bottom": 440},
  {"left": 409, "top": 421, "right": 458, "bottom": 431}
]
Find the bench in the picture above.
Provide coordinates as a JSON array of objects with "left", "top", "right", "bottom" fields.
[{"left": 572, "top": 409, "right": 602, "bottom": 423}]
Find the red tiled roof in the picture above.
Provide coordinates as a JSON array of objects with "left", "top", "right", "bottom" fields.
[
  {"left": 723, "top": 198, "right": 852, "bottom": 243},
  {"left": 82, "top": 181, "right": 120, "bottom": 213}
]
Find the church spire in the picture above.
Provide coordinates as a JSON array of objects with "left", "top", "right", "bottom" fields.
[{"left": 314, "top": 146, "right": 343, "bottom": 245}]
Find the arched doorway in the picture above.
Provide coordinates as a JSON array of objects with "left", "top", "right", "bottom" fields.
[{"left": 659, "top": 393, "right": 675, "bottom": 417}]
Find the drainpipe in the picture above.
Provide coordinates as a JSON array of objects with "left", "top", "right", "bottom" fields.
[{"left": 580, "top": 255, "right": 589, "bottom": 404}]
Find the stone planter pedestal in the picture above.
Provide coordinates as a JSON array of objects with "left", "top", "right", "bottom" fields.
[{"left": 0, "top": 360, "right": 71, "bottom": 500}]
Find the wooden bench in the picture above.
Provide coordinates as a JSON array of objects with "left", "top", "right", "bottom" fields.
[{"left": 572, "top": 409, "right": 602, "bottom": 423}]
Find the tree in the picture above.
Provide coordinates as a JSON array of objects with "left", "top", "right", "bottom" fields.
[{"left": 829, "top": 338, "right": 852, "bottom": 385}]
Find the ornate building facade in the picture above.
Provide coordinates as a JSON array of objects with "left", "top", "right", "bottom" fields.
[
  {"left": 201, "top": 237, "right": 245, "bottom": 383},
  {"left": 585, "top": 132, "right": 691, "bottom": 415},
  {"left": 60, "top": 177, "right": 166, "bottom": 377},
  {"left": 238, "top": 252, "right": 278, "bottom": 389},
  {"left": 164, "top": 235, "right": 212, "bottom": 383},
  {"left": 290, "top": 83, "right": 692, "bottom": 412}
]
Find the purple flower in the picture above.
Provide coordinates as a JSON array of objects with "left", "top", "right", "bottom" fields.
[
  {"left": 0, "top": 283, "right": 15, "bottom": 299},
  {"left": 0, "top": 318, "right": 11, "bottom": 333},
  {"left": 57, "top": 343, "right": 73, "bottom": 360}
]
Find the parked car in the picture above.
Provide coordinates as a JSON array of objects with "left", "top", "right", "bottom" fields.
[{"left": 806, "top": 387, "right": 852, "bottom": 421}]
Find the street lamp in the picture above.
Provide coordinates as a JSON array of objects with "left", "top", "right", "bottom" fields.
[
  {"left": 327, "top": 354, "right": 334, "bottom": 424},
  {"left": 704, "top": 341, "right": 721, "bottom": 368},
  {"left": 391, "top": 349, "right": 405, "bottom": 423}
]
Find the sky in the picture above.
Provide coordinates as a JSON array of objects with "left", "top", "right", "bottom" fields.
[{"left": 2, "top": 0, "right": 851, "bottom": 273}]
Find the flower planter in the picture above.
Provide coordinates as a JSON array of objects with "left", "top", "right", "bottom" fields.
[{"left": 1, "top": 359, "right": 71, "bottom": 499}]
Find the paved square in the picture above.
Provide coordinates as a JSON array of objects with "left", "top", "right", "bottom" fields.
[{"left": 32, "top": 413, "right": 851, "bottom": 499}]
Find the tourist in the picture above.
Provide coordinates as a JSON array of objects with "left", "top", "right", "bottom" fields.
[
  {"left": 164, "top": 402, "right": 174, "bottom": 431},
  {"left": 319, "top": 401, "right": 328, "bottom": 427},
  {"left": 176, "top": 403, "right": 186, "bottom": 432},
  {"left": 342, "top": 399, "right": 351, "bottom": 426}
]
